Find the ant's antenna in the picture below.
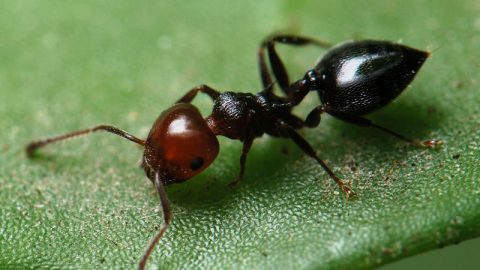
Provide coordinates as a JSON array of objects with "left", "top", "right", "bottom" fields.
[{"left": 26, "top": 125, "right": 145, "bottom": 156}]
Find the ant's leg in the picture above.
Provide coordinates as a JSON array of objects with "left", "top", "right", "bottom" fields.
[
  {"left": 26, "top": 125, "right": 145, "bottom": 157},
  {"left": 228, "top": 133, "right": 254, "bottom": 189},
  {"left": 277, "top": 121, "right": 355, "bottom": 198},
  {"left": 176, "top": 84, "right": 220, "bottom": 104},
  {"left": 304, "top": 105, "right": 327, "bottom": 128},
  {"left": 138, "top": 171, "right": 172, "bottom": 270},
  {"left": 327, "top": 112, "right": 443, "bottom": 148},
  {"left": 258, "top": 40, "right": 275, "bottom": 92},
  {"left": 259, "top": 35, "right": 331, "bottom": 94}
]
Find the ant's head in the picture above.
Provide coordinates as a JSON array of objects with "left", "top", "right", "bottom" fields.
[{"left": 142, "top": 103, "right": 219, "bottom": 184}]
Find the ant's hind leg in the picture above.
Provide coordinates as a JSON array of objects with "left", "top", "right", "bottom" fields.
[
  {"left": 277, "top": 121, "right": 355, "bottom": 198},
  {"left": 258, "top": 40, "right": 275, "bottom": 93},
  {"left": 304, "top": 105, "right": 327, "bottom": 128},
  {"left": 176, "top": 84, "right": 220, "bottom": 104},
  {"left": 328, "top": 112, "right": 443, "bottom": 148},
  {"left": 259, "top": 35, "right": 331, "bottom": 95}
]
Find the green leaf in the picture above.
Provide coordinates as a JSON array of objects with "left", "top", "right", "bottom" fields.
[{"left": 1, "top": 1, "right": 479, "bottom": 269}]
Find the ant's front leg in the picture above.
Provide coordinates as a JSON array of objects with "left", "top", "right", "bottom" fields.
[
  {"left": 138, "top": 171, "right": 172, "bottom": 270},
  {"left": 176, "top": 84, "right": 220, "bottom": 104}
]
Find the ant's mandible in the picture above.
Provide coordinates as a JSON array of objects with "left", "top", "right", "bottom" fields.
[
  {"left": 258, "top": 34, "right": 443, "bottom": 148},
  {"left": 25, "top": 34, "right": 443, "bottom": 270}
]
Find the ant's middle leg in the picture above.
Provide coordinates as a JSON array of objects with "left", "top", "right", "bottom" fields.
[
  {"left": 228, "top": 136, "right": 254, "bottom": 189},
  {"left": 227, "top": 114, "right": 256, "bottom": 188},
  {"left": 176, "top": 84, "right": 220, "bottom": 104},
  {"left": 259, "top": 35, "right": 331, "bottom": 95}
]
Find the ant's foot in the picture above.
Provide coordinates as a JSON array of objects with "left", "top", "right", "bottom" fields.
[
  {"left": 337, "top": 180, "right": 356, "bottom": 199},
  {"left": 25, "top": 142, "right": 40, "bottom": 157},
  {"left": 341, "top": 184, "right": 356, "bottom": 199},
  {"left": 415, "top": 139, "right": 444, "bottom": 149},
  {"left": 228, "top": 178, "right": 241, "bottom": 189}
]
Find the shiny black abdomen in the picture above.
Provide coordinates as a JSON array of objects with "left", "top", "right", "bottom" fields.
[{"left": 315, "top": 40, "right": 429, "bottom": 115}]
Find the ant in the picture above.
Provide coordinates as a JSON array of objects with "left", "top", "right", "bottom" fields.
[
  {"left": 26, "top": 83, "right": 345, "bottom": 268},
  {"left": 25, "top": 35, "right": 442, "bottom": 270},
  {"left": 258, "top": 34, "right": 443, "bottom": 148}
]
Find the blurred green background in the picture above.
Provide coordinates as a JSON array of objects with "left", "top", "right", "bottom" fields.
[{"left": 1, "top": 1, "right": 479, "bottom": 269}]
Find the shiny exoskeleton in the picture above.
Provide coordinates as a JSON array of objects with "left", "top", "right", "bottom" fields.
[
  {"left": 258, "top": 35, "right": 442, "bottom": 147},
  {"left": 25, "top": 34, "right": 442, "bottom": 270}
]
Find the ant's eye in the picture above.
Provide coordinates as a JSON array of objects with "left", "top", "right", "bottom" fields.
[
  {"left": 144, "top": 103, "right": 219, "bottom": 182},
  {"left": 190, "top": 157, "right": 204, "bottom": 171}
]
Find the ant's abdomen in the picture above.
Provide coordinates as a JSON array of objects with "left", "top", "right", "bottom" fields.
[{"left": 315, "top": 40, "right": 429, "bottom": 115}]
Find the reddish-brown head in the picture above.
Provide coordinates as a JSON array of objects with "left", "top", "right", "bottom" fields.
[{"left": 142, "top": 103, "right": 219, "bottom": 184}]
